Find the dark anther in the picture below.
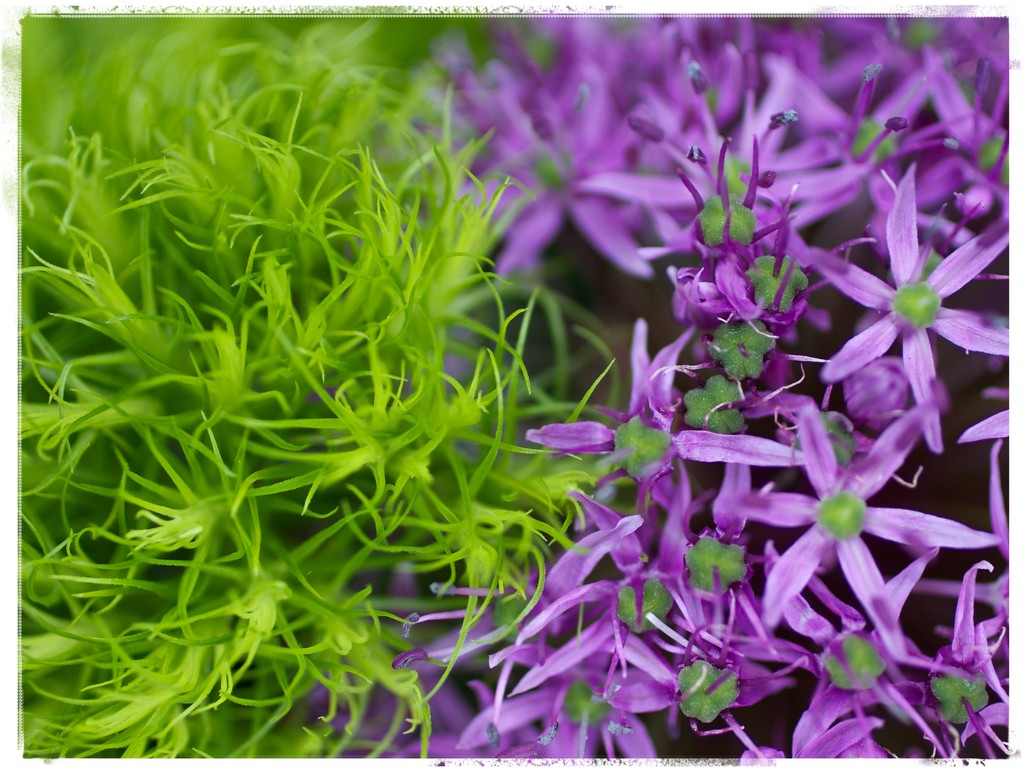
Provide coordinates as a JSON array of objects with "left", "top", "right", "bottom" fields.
[
  {"left": 975, "top": 58, "right": 991, "bottom": 96},
  {"left": 687, "top": 61, "right": 709, "bottom": 94},
  {"left": 391, "top": 648, "right": 428, "bottom": 670},
  {"left": 885, "top": 116, "right": 909, "bottom": 132},
  {"left": 758, "top": 170, "right": 777, "bottom": 188},
  {"left": 531, "top": 113, "right": 553, "bottom": 140},
  {"left": 627, "top": 115, "right": 666, "bottom": 143},
  {"left": 770, "top": 109, "right": 799, "bottom": 129},
  {"left": 686, "top": 145, "right": 707, "bottom": 164},
  {"left": 486, "top": 723, "right": 500, "bottom": 749},
  {"left": 861, "top": 63, "right": 883, "bottom": 83}
]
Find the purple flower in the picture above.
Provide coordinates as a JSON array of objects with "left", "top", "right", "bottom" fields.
[
  {"left": 526, "top": 319, "right": 805, "bottom": 494},
  {"left": 723, "top": 404, "right": 999, "bottom": 632},
  {"left": 842, "top": 356, "right": 909, "bottom": 430},
  {"left": 818, "top": 167, "right": 1009, "bottom": 451},
  {"left": 448, "top": 21, "right": 664, "bottom": 277}
]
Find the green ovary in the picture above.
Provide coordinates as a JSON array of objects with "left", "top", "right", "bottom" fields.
[
  {"left": 905, "top": 20, "right": 938, "bottom": 48},
  {"left": 685, "top": 537, "right": 747, "bottom": 592},
  {"left": 683, "top": 375, "right": 744, "bottom": 434},
  {"left": 614, "top": 417, "right": 671, "bottom": 477},
  {"left": 892, "top": 282, "right": 941, "bottom": 329},
  {"left": 564, "top": 680, "right": 611, "bottom": 725},
  {"left": 930, "top": 674, "right": 989, "bottom": 724},
  {"left": 825, "top": 635, "right": 886, "bottom": 690},
  {"left": 617, "top": 578, "right": 673, "bottom": 633},
  {"left": 979, "top": 136, "right": 1009, "bottom": 186},
  {"left": 678, "top": 660, "right": 739, "bottom": 723},
  {"left": 852, "top": 118, "right": 897, "bottom": 160},
  {"left": 817, "top": 491, "right": 866, "bottom": 540},
  {"left": 698, "top": 194, "right": 756, "bottom": 247},
  {"left": 822, "top": 411, "right": 858, "bottom": 466},
  {"left": 709, "top": 321, "right": 776, "bottom": 380},
  {"left": 747, "top": 255, "right": 809, "bottom": 312}
]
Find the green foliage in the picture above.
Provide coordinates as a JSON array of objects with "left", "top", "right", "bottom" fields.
[{"left": 20, "top": 17, "right": 592, "bottom": 758}]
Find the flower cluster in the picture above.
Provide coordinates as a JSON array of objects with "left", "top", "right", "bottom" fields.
[
  {"left": 22, "top": 12, "right": 1006, "bottom": 760},
  {"left": 381, "top": 16, "right": 1009, "bottom": 759}
]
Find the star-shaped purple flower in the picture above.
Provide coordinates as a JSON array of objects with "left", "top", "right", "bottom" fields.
[
  {"left": 724, "top": 404, "right": 1000, "bottom": 634},
  {"left": 817, "top": 167, "right": 1009, "bottom": 451}
]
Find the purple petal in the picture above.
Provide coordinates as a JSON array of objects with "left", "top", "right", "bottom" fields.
[
  {"left": 989, "top": 440, "right": 1008, "bottom": 559},
  {"left": 799, "top": 718, "right": 884, "bottom": 758},
  {"left": 711, "top": 462, "right": 751, "bottom": 536},
  {"left": 885, "top": 548, "right": 939, "bottom": 620},
  {"left": 722, "top": 492, "right": 818, "bottom": 529},
  {"left": 511, "top": 621, "right": 614, "bottom": 696},
  {"left": 488, "top": 641, "right": 540, "bottom": 670},
  {"left": 741, "top": 747, "right": 787, "bottom": 762},
  {"left": 654, "top": 472, "right": 695, "bottom": 575},
  {"left": 569, "top": 197, "right": 653, "bottom": 278},
  {"left": 569, "top": 492, "right": 644, "bottom": 575},
  {"left": 495, "top": 195, "right": 564, "bottom": 275},
  {"left": 821, "top": 314, "right": 900, "bottom": 382},
  {"left": 761, "top": 53, "right": 849, "bottom": 131},
  {"left": 783, "top": 593, "right": 838, "bottom": 646},
  {"left": 793, "top": 687, "right": 855, "bottom": 756},
  {"left": 456, "top": 690, "right": 551, "bottom": 749},
  {"left": 648, "top": 328, "right": 694, "bottom": 414},
  {"left": 864, "top": 507, "right": 1001, "bottom": 550},
  {"left": 961, "top": 703, "right": 1009, "bottom": 744},
  {"left": 673, "top": 431, "right": 802, "bottom": 467},
  {"left": 763, "top": 527, "right": 831, "bottom": 628},
  {"left": 932, "top": 309, "right": 1009, "bottom": 357},
  {"left": 526, "top": 421, "right": 616, "bottom": 452},
  {"left": 621, "top": 633, "right": 677, "bottom": 684},
  {"left": 959, "top": 410, "right": 1009, "bottom": 443},
  {"left": 609, "top": 679, "right": 676, "bottom": 713},
  {"left": 717, "top": 259, "right": 762, "bottom": 320},
  {"left": 835, "top": 538, "right": 903, "bottom": 656},
  {"left": 797, "top": 403, "right": 841, "bottom": 498},
  {"left": 847, "top": 405, "right": 929, "bottom": 499},
  {"left": 546, "top": 515, "right": 644, "bottom": 601},
  {"left": 808, "top": 578, "right": 866, "bottom": 631},
  {"left": 813, "top": 252, "right": 895, "bottom": 311},
  {"left": 886, "top": 167, "right": 920, "bottom": 287},
  {"left": 516, "top": 581, "right": 616, "bottom": 643},
  {"left": 927, "top": 229, "right": 1009, "bottom": 299},
  {"left": 628, "top": 318, "right": 650, "bottom": 416},
  {"left": 952, "top": 561, "right": 994, "bottom": 666},
  {"left": 902, "top": 328, "right": 942, "bottom": 453},
  {"left": 575, "top": 171, "right": 691, "bottom": 207},
  {"left": 786, "top": 167, "right": 863, "bottom": 228}
]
